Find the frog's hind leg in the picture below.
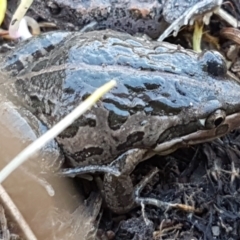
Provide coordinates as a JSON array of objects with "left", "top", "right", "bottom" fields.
[
  {"left": 103, "top": 149, "right": 155, "bottom": 214},
  {"left": 103, "top": 149, "right": 190, "bottom": 215}
]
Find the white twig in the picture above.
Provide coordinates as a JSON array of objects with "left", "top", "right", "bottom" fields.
[
  {"left": 214, "top": 8, "right": 239, "bottom": 28},
  {"left": 11, "top": 17, "right": 32, "bottom": 40},
  {"left": 9, "top": 0, "right": 33, "bottom": 38}
]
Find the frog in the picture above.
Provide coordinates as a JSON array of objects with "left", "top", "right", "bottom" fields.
[
  {"left": 1, "top": 29, "right": 240, "bottom": 214},
  {"left": 8, "top": 0, "right": 223, "bottom": 39}
]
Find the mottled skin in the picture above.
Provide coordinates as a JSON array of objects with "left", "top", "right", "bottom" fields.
[{"left": 2, "top": 30, "right": 240, "bottom": 213}]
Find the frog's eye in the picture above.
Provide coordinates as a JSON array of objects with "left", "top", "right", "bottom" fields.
[
  {"left": 199, "top": 51, "right": 227, "bottom": 77},
  {"left": 204, "top": 109, "right": 226, "bottom": 129}
]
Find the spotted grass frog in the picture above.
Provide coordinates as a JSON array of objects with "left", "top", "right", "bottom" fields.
[{"left": 1, "top": 30, "right": 240, "bottom": 214}]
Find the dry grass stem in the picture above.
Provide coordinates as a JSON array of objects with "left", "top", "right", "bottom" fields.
[{"left": 0, "top": 184, "right": 37, "bottom": 240}]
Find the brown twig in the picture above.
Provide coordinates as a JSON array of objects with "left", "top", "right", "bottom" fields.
[{"left": 0, "top": 184, "right": 37, "bottom": 240}]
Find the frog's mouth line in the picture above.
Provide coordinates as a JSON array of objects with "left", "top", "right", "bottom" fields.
[{"left": 153, "top": 112, "right": 240, "bottom": 155}]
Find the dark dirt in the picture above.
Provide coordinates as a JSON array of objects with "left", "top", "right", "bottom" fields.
[
  {"left": 2, "top": 0, "right": 240, "bottom": 240},
  {"left": 102, "top": 130, "right": 240, "bottom": 239},
  {"left": 7, "top": 0, "right": 167, "bottom": 39}
]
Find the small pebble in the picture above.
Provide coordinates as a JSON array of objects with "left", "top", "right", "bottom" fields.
[{"left": 212, "top": 226, "right": 220, "bottom": 236}]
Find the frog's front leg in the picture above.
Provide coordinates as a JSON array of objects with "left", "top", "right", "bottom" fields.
[{"left": 103, "top": 149, "right": 156, "bottom": 214}]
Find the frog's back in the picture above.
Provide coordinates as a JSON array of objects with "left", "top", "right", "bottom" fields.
[
  {"left": 2, "top": 30, "right": 203, "bottom": 121},
  {"left": 2, "top": 30, "right": 240, "bottom": 167}
]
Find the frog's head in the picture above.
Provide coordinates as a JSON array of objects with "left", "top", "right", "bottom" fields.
[{"left": 151, "top": 50, "right": 240, "bottom": 154}]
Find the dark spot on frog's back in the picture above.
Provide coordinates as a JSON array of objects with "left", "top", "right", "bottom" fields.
[
  {"left": 72, "top": 147, "right": 104, "bottom": 163},
  {"left": 103, "top": 102, "right": 129, "bottom": 130},
  {"left": 148, "top": 99, "right": 182, "bottom": 116},
  {"left": 63, "top": 87, "right": 75, "bottom": 95},
  {"left": 108, "top": 110, "right": 129, "bottom": 130},
  {"left": 31, "top": 50, "right": 46, "bottom": 59},
  {"left": 117, "top": 132, "right": 144, "bottom": 151},
  {"left": 59, "top": 117, "right": 96, "bottom": 138},
  {"left": 125, "top": 84, "right": 145, "bottom": 93},
  {"left": 144, "top": 82, "right": 161, "bottom": 90},
  {"left": 4, "top": 57, "right": 24, "bottom": 76},
  {"left": 32, "top": 60, "right": 48, "bottom": 72}
]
